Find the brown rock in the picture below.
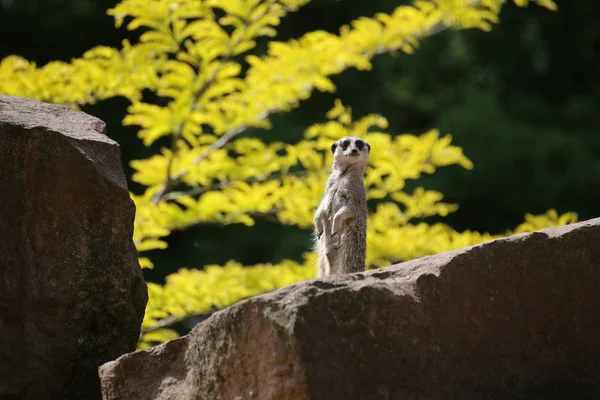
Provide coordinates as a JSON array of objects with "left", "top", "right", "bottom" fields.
[
  {"left": 100, "top": 219, "right": 600, "bottom": 400},
  {"left": 0, "top": 95, "right": 147, "bottom": 400}
]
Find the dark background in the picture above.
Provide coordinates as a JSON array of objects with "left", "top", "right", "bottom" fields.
[{"left": 2, "top": 0, "right": 599, "bottom": 283}]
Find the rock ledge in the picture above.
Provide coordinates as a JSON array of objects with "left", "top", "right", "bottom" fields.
[{"left": 101, "top": 218, "right": 600, "bottom": 400}]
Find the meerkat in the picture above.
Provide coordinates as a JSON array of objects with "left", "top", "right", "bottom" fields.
[{"left": 313, "top": 136, "right": 370, "bottom": 277}]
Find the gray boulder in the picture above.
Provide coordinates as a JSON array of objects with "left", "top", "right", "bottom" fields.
[{"left": 0, "top": 94, "right": 147, "bottom": 399}]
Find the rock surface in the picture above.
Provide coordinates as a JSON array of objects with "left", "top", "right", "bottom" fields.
[
  {"left": 0, "top": 95, "right": 147, "bottom": 399},
  {"left": 100, "top": 218, "right": 600, "bottom": 400}
]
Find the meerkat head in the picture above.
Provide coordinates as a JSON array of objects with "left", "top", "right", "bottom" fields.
[{"left": 330, "top": 136, "right": 370, "bottom": 170}]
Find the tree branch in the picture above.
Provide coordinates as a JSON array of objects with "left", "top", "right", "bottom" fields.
[
  {"left": 193, "top": 110, "right": 271, "bottom": 165},
  {"left": 162, "top": 167, "right": 309, "bottom": 201},
  {"left": 152, "top": 127, "right": 181, "bottom": 204},
  {"left": 164, "top": 109, "right": 275, "bottom": 187},
  {"left": 151, "top": 67, "right": 225, "bottom": 204}
]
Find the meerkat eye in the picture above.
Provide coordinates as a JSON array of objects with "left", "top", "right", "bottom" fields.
[
  {"left": 341, "top": 140, "right": 350, "bottom": 150},
  {"left": 355, "top": 140, "right": 364, "bottom": 150}
]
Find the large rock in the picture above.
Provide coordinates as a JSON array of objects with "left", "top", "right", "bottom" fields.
[
  {"left": 99, "top": 218, "right": 600, "bottom": 400},
  {"left": 0, "top": 95, "right": 147, "bottom": 399}
]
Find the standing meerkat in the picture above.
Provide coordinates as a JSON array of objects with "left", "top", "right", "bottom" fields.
[{"left": 313, "top": 136, "right": 370, "bottom": 277}]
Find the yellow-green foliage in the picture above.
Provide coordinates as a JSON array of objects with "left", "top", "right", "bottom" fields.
[{"left": 0, "top": 0, "right": 568, "bottom": 350}]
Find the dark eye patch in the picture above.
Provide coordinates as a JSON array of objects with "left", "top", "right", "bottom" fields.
[
  {"left": 355, "top": 140, "right": 364, "bottom": 150},
  {"left": 341, "top": 140, "right": 350, "bottom": 150}
]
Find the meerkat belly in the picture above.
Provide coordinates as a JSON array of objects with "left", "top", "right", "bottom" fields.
[{"left": 331, "top": 188, "right": 350, "bottom": 212}]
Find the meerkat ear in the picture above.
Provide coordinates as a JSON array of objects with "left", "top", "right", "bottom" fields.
[
  {"left": 366, "top": 143, "right": 371, "bottom": 153},
  {"left": 331, "top": 142, "right": 337, "bottom": 153}
]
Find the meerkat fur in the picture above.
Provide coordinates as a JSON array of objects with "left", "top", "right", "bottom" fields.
[{"left": 313, "top": 136, "right": 370, "bottom": 277}]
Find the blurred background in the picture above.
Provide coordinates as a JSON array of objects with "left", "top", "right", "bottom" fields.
[{"left": 2, "top": 0, "right": 598, "bottom": 284}]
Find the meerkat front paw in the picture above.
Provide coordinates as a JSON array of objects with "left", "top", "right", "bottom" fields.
[
  {"left": 331, "top": 225, "right": 339, "bottom": 237},
  {"left": 314, "top": 211, "right": 327, "bottom": 239},
  {"left": 331, "top": 225, "right": 344, "bottom": 238},
  {"left": 331, "top": 208, "right": 356, "bottom": 237},
  {"left": 315, "top": 224, "right": 324, "bottom": 239}
]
